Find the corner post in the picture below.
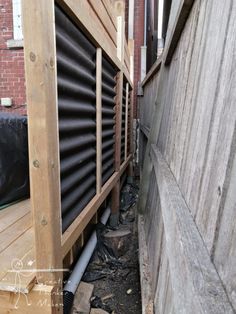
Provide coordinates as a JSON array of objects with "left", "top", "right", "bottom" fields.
[{"left": 22, "top": 1, "right": 63, "bottom": 308}]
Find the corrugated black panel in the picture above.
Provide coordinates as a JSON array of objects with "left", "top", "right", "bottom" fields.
[
  {"left": 121, "top": 80, "right": 127, "bottom": 163},
  {"left": 55, "top": 5, "right": 97, "bottom": 232},
  {"left": 102, "top": 57, "right": 117, "bottom": 185}
]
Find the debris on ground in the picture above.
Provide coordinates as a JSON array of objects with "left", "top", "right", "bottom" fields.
[
  {"left": 126, "top": 289, "right": 132, "bottom": 295},
  {"left": 73, "top": 281, "right": 94, "bottom": 314},
  {"left": 90, "top": 309, "right": 109, "bottom": 314},
  {"left": 120, "top": 183, "right": 139, "bottom": 212},
  {"left": 101, "top": 294, "right": 114, "bottom": 302},
  {"left": 75, "top": 184, "right": 141, "bottom": 314},
  {"left": 90, "top": 296, "right": 112, "bottom": 313}
]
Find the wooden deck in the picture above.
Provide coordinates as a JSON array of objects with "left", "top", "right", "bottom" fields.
[{"left": 0, "top": 200, "right": 36, "bottom": 293}]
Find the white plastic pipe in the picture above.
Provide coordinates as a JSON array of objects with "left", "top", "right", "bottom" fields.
[{"left": 64, "top": 207, "right": 111, "bottom": 294}]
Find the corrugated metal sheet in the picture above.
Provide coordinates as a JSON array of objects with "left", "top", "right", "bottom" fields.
[
  {"left": 55, "top": 5, "right": 97, "bottom": 232},
  {"left": 102, "top": 57, "right": 117, "bottom": 185}
]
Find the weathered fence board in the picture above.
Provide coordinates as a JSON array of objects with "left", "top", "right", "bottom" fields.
[{"left": 139, "top": 0, "right": 236, "bottom": 312}]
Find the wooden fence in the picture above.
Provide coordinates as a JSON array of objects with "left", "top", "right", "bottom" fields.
[{"left": 139, "top": 0, "right": 236, "bottom": 313}]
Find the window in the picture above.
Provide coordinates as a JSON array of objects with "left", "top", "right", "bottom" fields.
[{"left": 12, "top": 0, "right": 23, "bottom": 40}]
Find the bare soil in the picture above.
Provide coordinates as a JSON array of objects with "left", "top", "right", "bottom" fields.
[{"left": 83, "top": 205, "right": 142, "bottom": 314}]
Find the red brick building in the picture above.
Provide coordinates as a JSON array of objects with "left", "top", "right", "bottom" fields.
[{"left": 0, "top": 0, "right": 26, "bottom": 115}]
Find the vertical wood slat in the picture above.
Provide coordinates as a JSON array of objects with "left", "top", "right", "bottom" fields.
[
  {"left": 116, "top": 0, "right": 125, "bottom": 64},
  {"left": 22, "top": 0, "right": 62, "bottom": 286},
  {"left": 128, "top": 89, "right": 134, "bottom": 176},
  {"left": 96, "top": 48, "right": 102, "bottom": 194},
  {"left": 117, "top": 16, "right": 123, "bottom": 61},
  {"left": 111, "top": 71, "right": 123, "bottom": 215},
  {"left": 114, "top": 71, "right": 123, "bottom": 172},
  {"left": 125, "top": 82, "right": 129, "bottom": 160}
]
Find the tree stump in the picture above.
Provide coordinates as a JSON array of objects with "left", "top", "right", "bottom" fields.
[{"left": 104, "top": 226, "right": 132, "bottom": 257}]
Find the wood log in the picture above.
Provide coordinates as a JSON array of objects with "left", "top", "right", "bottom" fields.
[{"left": 104, "top": 227, "right": 131, "bottom": 257}]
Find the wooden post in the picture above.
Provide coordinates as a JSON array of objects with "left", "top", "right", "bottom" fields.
[
  {"left": 114, "top": 72, "right": 123, "bottom": 172},
  {"left": 111, "top": 1, "right": 125, "bottom": 221},
  {"left": 22, "top": 0, "right": 63, "bottom": 294},
  {"left": 125, "top": 82, "right": 129, "bottom": 160},
  {"left": 96, "top": 48, "right": 102, "bottom": 194}
]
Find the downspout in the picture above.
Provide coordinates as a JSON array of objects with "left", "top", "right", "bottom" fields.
[
  {"left": 144, "top": 0, "right": 147, "bottom": 46},
  {"left": 140, "top": 0, "right": 147, "bottom": 82},
  {"left": 63, "top": 207, "right": 111, "bottom": 314}
]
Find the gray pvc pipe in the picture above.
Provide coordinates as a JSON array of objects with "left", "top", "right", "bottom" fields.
[{"left": 64, "top": 207, "right": 111, "bottom": 294}]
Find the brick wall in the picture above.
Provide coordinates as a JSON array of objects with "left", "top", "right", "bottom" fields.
[
  {"left": 0, "top": 0, "right": 26, "bottom": 115},
  {"left": 133, "top": 0, "right": 144, "bottom": 118}
]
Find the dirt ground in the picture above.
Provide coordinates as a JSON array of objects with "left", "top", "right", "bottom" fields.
[{"left": 83, "top": 203, "right": 142, "bottom": 314}]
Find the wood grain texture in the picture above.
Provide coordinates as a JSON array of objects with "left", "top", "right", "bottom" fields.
[
  {"left": 96, "top": 48, "right": 102, "bottom": 194},
  {"left": 139, "top": 1, "right": 236, "bottom": 310},
  {"left": 164, "top": 0, "right": 195, "bottom": 65},
  {"left": 124, "top": 83, "right": 129, "bottom": 160},
  {"left": 150, "top": 146, "right": 234, "bottom": 314},
  {"left": 18, "top": 1, "right": 133, "bottom": 313},
  {"left": 22, "top": 0, "right": 63, "bottom": 285},
  {"left": 138, "top": 215, "right": 154, "bottom": 314},
  {"left": 0, "top": 285, "right": 59, "bottom": 314}
]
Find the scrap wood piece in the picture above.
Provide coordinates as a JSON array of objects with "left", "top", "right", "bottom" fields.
[
  {"left": 73, "top": 281, "right": 94, "bottom": 314},
  {"left": 90, "top": 309, "right": 109, "bottom": 314}
]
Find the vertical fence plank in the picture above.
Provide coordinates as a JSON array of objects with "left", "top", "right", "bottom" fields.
[{"left": 114, "top": 72, "right": 123, "bottom": 172}]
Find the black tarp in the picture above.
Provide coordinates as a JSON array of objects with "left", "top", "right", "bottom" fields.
[{"left": 0, "top": 113, "right": 29, "bottom": 207}]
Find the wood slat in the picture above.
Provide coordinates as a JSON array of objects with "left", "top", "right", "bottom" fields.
[
  {"left": 96, "top": 48, "right": 102, "bottom": 194},
  {"left": 124, "top": 41, "right": 130, "bottom": 71},
  {"left": 138, "top": 215, "right": 154, "bottom": 314},
  {"left": 124, "top": 83, "right": 129, "bottom": 160},
  {"left": 114, "top": 72, "right": 123, "bottom": 171},
  {"left": 57, "top": 0, "right": 120, "bottom": 71},
  {"left": 0, "top": 248, "right": 36, "bottom": 293},
  {"left": 164, "top": 0, "right": 195, "bottom": 65},
  {"left": 0, "top": 200, "right": 30, "bottom": 233},
  {"left": 150, "top": 146, "right": 234, "bottom": 314},
  {"left": 0, "top": 228, "right": 35, "bottom": 293},
  {"left": 0, "top": 285, "right": 56, "bottom": 314},
  {"left": 142, "top": 57, "right": 162, "bottom": 87},
  {"left": 0, "top": 213, "right": 31, "bottom": 254},
  {"left": 101, "top": 0, "right": 117, "bottom": 30},
  {"left": 89, "top": 0, "right": 117, "bottom": 46}
]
